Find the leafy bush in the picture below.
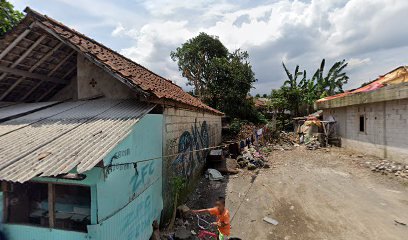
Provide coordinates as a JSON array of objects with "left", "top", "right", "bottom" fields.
[{"left": 229, "top": 118, "right": 242, "bottom": 135}]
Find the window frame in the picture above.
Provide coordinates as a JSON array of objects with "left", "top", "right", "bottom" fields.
[
  {"left": 359, "top": 114, "right": 366, "bottom": 133},
  {"left": 2, "top": 181, "right": 91, "bottom": 233}
]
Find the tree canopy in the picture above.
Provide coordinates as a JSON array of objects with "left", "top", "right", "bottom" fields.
[
  {"left": 270, "top": 59, "right": 349, "bottom": 117},
  {"left": 170, "top": 33, "right": 229, "bottom": 99},
  {"left": 0, "top": 0, "right": 24, "bottom": 36},
  {"left": 172, "top": 33, "right": 259, "bottom": 122}
]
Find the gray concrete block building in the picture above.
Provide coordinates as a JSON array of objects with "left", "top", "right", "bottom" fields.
[{"left": 316, "top": 66, "right": 408, "bottom": 164}]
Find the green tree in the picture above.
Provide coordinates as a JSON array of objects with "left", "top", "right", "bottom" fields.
[
  {"left": 206, "top": 49, "right": 257, "bottom": 120},
  {"left": 269, "top": 88, "right": 288, "bottom": 113},
  {"left": 172, "top": 35, "right": 258, "bottom": 121},
  {"left": 275, "top": 59, "right": 349, "bottom": 118},
  {"left": 170, "top": 32, "right": 228, "bottom": 99},
  {"left": 282, "top": 62, "right": 306, "bottom": 117},
  {"left": 0, "top": 0, "right": 23, "bottom": 36},
  {"left": 255, "top": 93, "right": 260, "bottom": 98}
]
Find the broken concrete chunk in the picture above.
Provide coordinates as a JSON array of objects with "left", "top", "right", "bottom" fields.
[
  {"left": 394, "top": 219, "right": 407, "bottom": 226},
  {"left": 263, "top": 216, "right": 279, "bottom": 225},
  {"left": 177, "top": 204, "right": 191, "bottom": 217},
  {"left": 206, "top": 168, "right": 224, "bottom": 181}
]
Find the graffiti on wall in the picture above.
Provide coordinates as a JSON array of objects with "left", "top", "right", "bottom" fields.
[
  {"left": 130, "top": 161, "right": 155, "bottom": 196},
  {"left": 172, "top": 119, "right": 210, "bottom": 177},
  {"left": 95, "top": 180, "right": 162, "bottom": 240}
]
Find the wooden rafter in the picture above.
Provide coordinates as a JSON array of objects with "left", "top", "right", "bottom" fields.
[
  {"left": 30, "top": 42, "right": 64, "bottom": 71},
  {"left": 62, "top": 66, "right": 76, "bottom": 79},
  {"left": 22, "top": 50, "right": 76, "bottom": 101},
  {"left": 37, "top": 85, "right": 57, "bottom": 102},
  {"left": 0, "top": 66, "right": 68, "bottom": 84},
  {"left": 48, "top": 51, "right": 75, "bottom": 76},
  {"left": 0, "top": 35, "right": 46, "bottom": 81},
  {"left": 0, "top": 22, "right": 35, "bottom": 60},
  {"left": 0, "top": 42, "right": 64, "bottom": 101}
]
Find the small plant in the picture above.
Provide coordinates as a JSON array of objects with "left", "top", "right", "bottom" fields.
[
  {"left": 168, "top": 176, "right": 186, "bottom": 230},
  {"left": 230, "top": 118, "right": 242, "bottom": 135}
]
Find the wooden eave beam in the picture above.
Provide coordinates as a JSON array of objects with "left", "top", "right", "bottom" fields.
[
  {"left": 0, "top": 42, "right": 64, "bottom": 101},
  {"left": 0, "top": 65, "right": 68, "bottom": 84}
]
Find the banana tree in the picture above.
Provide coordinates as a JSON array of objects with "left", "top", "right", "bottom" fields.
[
  {"left": 282, "top": 62, "right": 306, "bottom": 117},
  {"left": 312, "top": 59, "right": 349, "bottom": 98}
]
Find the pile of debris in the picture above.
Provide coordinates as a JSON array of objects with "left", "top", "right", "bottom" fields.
[
  {"left": 236, "top": 146, "right": 269, "bottom": 170},
  {"left": 305, "top": 136, "right": 321, "bottom": 150},
  {"left": 369, "top": 160, "right": 408, "bottom": 179},
  {"left": 168, "top": 204, "right": 218, "bottom": 240},
  {"left": 237, "top": 122, "right": 256, "bottom": 140}
]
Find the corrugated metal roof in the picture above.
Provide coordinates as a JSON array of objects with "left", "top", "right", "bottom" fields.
[
  {"left": 0, "top": 99, "right": 154, "bottom": 182},
  {"left": 0, "top": 101, "right": 59, "bottom": 122},
  {"left": 0, "top": 102, "right": 18, "bottom": 109}
]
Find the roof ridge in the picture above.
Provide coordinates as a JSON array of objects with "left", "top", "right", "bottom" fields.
[{"left": 24, "top": 7, "right": 183, "bottom": 90}]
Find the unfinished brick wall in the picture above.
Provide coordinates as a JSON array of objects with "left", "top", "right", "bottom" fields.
[
  {"left": 323, "top": 99, "right": 408, "bottom": 163},
  {"left": 161, "top": 107, "right": 222, "bottom": 221}
]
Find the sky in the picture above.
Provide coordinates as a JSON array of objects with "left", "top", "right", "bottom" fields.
[{"left": 10, "top": 0, "right": 408, "bottom": 95}]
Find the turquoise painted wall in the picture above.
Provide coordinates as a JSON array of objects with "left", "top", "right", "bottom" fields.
[
  {"left": 2, "top": 114, "right": 164, "bottom": 240},
  {"left": 97, "top": 114, "right": 163, "bottom": 222},
  {"left": 3, "top": 225, "right": 88, "bottom": 240}
]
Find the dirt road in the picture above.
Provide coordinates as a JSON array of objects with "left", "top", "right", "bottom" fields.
[{"left": 187, "top": 147, "right": 408, "bottom": 240}]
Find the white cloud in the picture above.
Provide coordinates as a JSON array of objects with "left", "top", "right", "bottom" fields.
[
  {"left": 348, "top": 58, "right": 371, "bottom": 70},
  {"left": 111, "top": 23, "right": 125, "bottom": 36},
  {"left": 13, "top": 0, "right": 408, "bottom": 94}
]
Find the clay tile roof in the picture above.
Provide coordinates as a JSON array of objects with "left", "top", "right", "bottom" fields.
[{"left": 24, "top": 7, "right": 222, "bottom": 115}]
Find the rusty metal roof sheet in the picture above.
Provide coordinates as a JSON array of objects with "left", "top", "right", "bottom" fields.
[
  {"left": 0, "top": 99, "right": 154, "bottom": 182},
  {"left": 317, "top": 66, "right": 408, "bottom": 103}
]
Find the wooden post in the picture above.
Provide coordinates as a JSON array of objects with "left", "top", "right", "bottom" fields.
[
  {"left": 48, "top": 183, "right": 55, "bottom": 228},
  {"left": 2, "top": 182, "right": 8, "bottom": 223}
]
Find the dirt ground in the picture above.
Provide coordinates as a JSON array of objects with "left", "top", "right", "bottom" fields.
[{"left": 183, "top": 146, "right": 408, "bottom": 240}]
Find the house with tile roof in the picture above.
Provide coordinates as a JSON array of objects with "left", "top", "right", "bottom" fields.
[
  {"left": 0, "top": 7, "right": 222, "bottom": 240},
  {"left": 316, "top": 66, "right": 408, "bottom": 164}
]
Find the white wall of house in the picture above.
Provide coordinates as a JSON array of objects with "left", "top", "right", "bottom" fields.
[{"left": 323, "top": 99, "right": 408, "bottom": 164}]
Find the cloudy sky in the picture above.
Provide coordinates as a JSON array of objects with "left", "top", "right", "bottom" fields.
[{"left": 10, "top": 0, "right": 408, "bottom": 94}]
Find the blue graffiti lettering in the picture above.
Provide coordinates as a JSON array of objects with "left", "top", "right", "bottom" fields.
[
  {"left": 172, "top": 119, "right": 209, "bottom": 178},
  {"left": 108, "top": 148, "right": 131, "bottom": 165},
  {"left": 122, "top": 194, "right": 154, "bottom": 239},
  {"left": 131, "top": 162, "right": 155, "bottom": 193}
]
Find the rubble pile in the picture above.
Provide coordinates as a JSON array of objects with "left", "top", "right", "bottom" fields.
[
  {"left": 237, "top": 122, "right": 256, "bottom": 140},
  {"left": 305, "top": 137, "right": 321, "bottom": 150},
  {"left": 265, "top": 131, "right": 297, "bottom": 151},
  {"left": 369, "top": 160, "right": 408, "bottom": 179},
  {"left": 236, "top": 146, "right": 269, "bottom": 170}
]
